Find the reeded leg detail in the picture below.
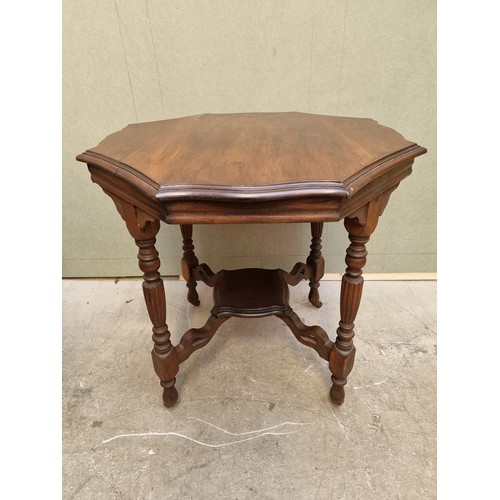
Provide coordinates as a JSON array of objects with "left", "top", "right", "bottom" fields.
[
  {"left": 329, "top": 209, "right": 378, "bottom": 405},
  {"left": 136, "top": 233, "right": 180, "bottom": 407},
  {"left": 330, "top": 230, "right": 369, "bottom": 404},
  {"left": 93, "top": 188, "right": 180, "bottom": 407},
  {"left": 307, "top": 222, "right": 325, "bottom": 308},
  {"left": 180, "top": 224, "right": 200, "bottom": 306}
]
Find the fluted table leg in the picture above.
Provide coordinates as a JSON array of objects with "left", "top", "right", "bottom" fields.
[
  {"left": 329, "top": 229, "right": 368, "bottom": 404},
  {"left": 329, "top": 197, "right": 386, "bottom": 405},
  {"left": 104, "top": 194, "right": 180, "bottom": 407},
  {"left": 135, "top": 233, "right": 179, "bottom": 407}
]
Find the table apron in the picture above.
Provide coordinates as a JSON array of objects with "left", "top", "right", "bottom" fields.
[
  {"left": 161, "top": 197, "right": 343, "bottom": 224},
  {"left": 160, "top": 163, "right": 412, "bottom": 225}
]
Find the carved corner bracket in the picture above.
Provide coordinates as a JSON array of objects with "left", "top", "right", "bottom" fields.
[
  {"left": 102, "top": 188, "right": 160, "bottom": 239},
  {"left": 346, "top": 184, "right": 400, "bottom": 234}
]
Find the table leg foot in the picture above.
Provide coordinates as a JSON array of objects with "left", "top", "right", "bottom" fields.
[
  {"left": 330, "top": 378, "right": 346, "bottom": 405},
  {"left": 161, "top": 378, "right": 179, "bottom": 407},
  {"left": 308, "top": 283, "right": 322, "bottom": 308},
  {"left": 186, "top": 285, "right": 200, "bottom": 307},
  {"left": 329, "top": 343, "right": 356, "bottom": 405}
]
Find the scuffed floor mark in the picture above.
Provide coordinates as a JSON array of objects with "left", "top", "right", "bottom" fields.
[
  {"left": 365, "top": 468, "right": 373, "bottom": 489},
  {"left": 102, "top": 419, "right": 311, "bottom": 448},
  {"left": 186, "top": 418, "right": 310, "bottom": 436},
  {"left": 102, "top": 430, "right": 297, "bottom": 448},
  {"left": 330, "top": 409, "right": 355, "bottom": 443},
  {"left": 352, "top": 380, "right": 387, "bottom": 389}
]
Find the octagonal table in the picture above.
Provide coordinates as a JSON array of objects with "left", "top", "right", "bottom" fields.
[{"left": 77, "top": 112, "right": 426, "bottom": 407}]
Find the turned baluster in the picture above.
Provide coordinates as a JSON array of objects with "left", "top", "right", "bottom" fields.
[
  {"left": 94, "top": 187, "right": 181, "bottom": 407},
  {"left": 329, "top": 230, "right": 368, "bottom": 404},
  {"left": 180, "top": 224, "right": 200, "bottom": 306},
  {"left": 329, "top": 198, "right": 384, "bottom": 405},
  {"left": 135, "top": 232, "right": 179, "bottom": 407},
  {"left": 306, "top": 222, "right": 325, "bottom": 308}
]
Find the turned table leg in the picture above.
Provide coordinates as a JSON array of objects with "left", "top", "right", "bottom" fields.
[
  {"left": 330, "top": 198, "right": 386, "bottom": 405},
  {"left": 136, "top": 233, "right": 179, "bottom": 407},
  {"left": 180, "top": 224, "right": 200, "bottom": 306},
  {"left": 103, "top": 194, "right": 180, "bottom": 407},
  {"left": 307, "top": 222, "right": 325, "bottom": 308}
]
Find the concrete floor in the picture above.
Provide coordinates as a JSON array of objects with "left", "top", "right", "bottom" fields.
[{"left": 63, "top": 278, "right": 436, "bottom": 499}]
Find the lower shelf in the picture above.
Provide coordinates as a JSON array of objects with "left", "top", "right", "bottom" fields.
[{"left": 211, "top": 268, "right": 292, "bottom": 318}]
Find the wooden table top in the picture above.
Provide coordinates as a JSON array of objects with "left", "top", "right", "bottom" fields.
[{"left": 77, "top": 112, "right": 426, "bottom": 203}]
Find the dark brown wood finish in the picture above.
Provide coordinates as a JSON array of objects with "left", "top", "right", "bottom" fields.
[
  {"left": 180, "top": 224, "right": 200, "bottom": 306},
  {"left": 77, "top": 112, "right": 426, "bottom": 407},
  {"left": 78, "top": 112, "right": 420, "bottom": 196},
  {"left": 307, "top": 222, "right": 325, "bottom": 308},
  {"left": 101, "top": 191, "right": 180, "bottom": 407}
]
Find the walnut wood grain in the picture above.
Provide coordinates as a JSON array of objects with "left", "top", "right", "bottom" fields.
[
  {"left": 77, "top": 111, "right": 427, "bottom": 408},
  {"left": 77, "top": 112, "right": 426, "bottom": 205}
]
